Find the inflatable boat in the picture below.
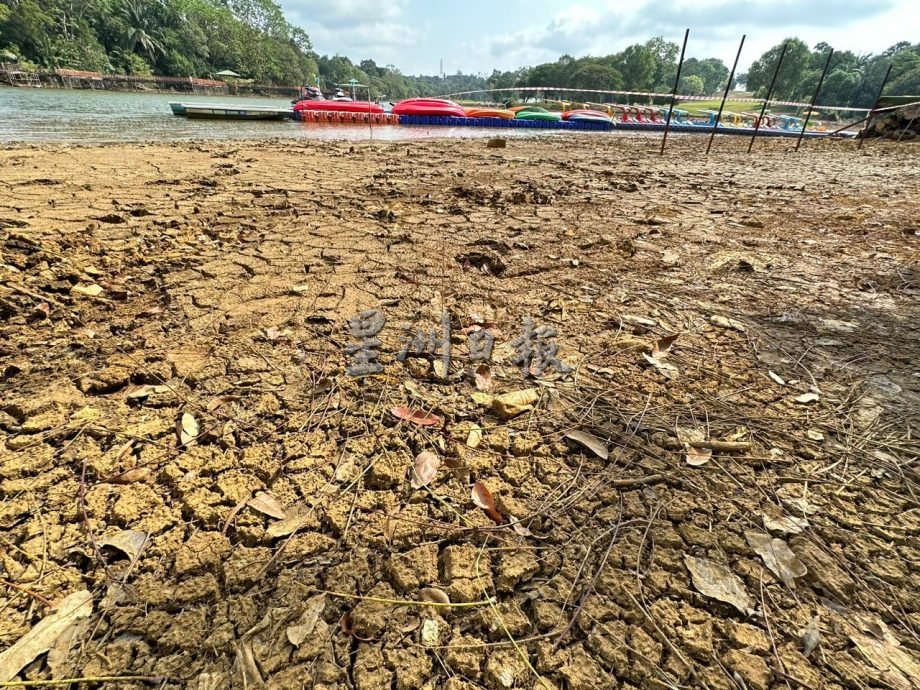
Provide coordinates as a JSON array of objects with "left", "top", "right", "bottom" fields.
[
  {"left": 562, "top": 109, "right": 612, "bottom": 123},
  {"left": 514, "top": 108, "right": 562, "bottom": 122},
  {"left": 464, "top": 107, "right": 515, "bottom": 119},
  {"left": 392, "top": 98, "right": 467, "bottom": 117},
  {"left": 293, "top": 100, "right": 385, "bottom": 114}
]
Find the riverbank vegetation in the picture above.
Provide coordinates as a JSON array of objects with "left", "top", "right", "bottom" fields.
[{"left": 1, "top": 0, "right": 918, "bottom": 105}]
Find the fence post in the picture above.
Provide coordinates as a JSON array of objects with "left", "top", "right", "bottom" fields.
[
  {"left": 795, "top": 48, "right": 834, "bottom": 151},
  {"left": 857, "top": 64, "right": 893, "bottom": 150},
  {"left": 660, "top": 28, "right": 690, "bottom": 155},
  {"left": 707, "top": 35, "right": 745, "bottom": 155},
  {"left": 748, "top": 42, "right": 788, "bottom": 153}
]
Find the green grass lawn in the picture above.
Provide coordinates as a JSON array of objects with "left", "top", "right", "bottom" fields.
[{"left": 677, "top": 99, "right": 757, "bottom": 116}]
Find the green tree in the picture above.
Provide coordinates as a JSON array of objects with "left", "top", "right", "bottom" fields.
[
  {"left": 118, "top": 0, "right": 166, "bottom": 63},
  {"left": 747, "top": 38, "right": 813, "bottom": 100},
  {"left": 679, "top": 74, "right": 705, "bottom": 96}
]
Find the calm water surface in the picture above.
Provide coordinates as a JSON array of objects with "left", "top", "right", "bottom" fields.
[{"left": 0, "top": 88, "right": 571, "bottom": 144}]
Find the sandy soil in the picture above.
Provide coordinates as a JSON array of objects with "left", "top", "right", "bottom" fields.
[{"left": 0, "top": 133, "right": 918, "bottom": 690}]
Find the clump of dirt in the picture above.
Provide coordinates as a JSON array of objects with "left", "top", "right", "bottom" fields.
[{"left": 0, "top": 134, "right": 918, "bottom": 689}]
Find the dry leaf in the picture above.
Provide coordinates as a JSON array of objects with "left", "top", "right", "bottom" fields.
[
  {"left": 684, "top": 555, "right": 755, "bottom": 615},
  {"left": 207, "top": 394, "right": 241, "bottom": 412},
  {"left": 745, "top": 531, "right": 807, "bottom": 588},
  {"left": 106, "top": 467, "right": 151, "bottom": 484},
  {"left": 127, "top": 384, "right": 170, "bottom": 400},
  {"left": 465, "top": 423, "right": 483, "bottom": 448},
  {"left": 763, "top": 514, "right": 809, "bottom": 535},
  {"left": 801, "top": 616, "right": 821, "bottom": 657},
  {"left": 266, "top": 507, "right": 312, "bottom": 539},
  {"left": 411, "top": 451, "right": 440, "bottom": 489},
  {"left": 233, "top": 639, "right": 263, "bottom": 688},
  {"left": 710, "top": 315, "right": 746, "bottom": 332},
  {"left": 768, "top": 371, "right": 786, "bottom": 386},
  {"left": 686, "top": 446, "right": 713, "bottom": 466},
  {"left": 99, "top": 530, "right": 148, "bottom": 563},
  {"left": 491, "top": 389, "right": 539, "bottom": 419},
  {"left": 391, "top": 406, "right": 441, "bottom": 426},
  {"left": 0, "top": 590, "right": 93, "bottom": 682},
  {"left": 474, "top": 364, "right": 493, "bottom": 391},
  {"left": 286, "top": 594, "right": 326, "bottom": 647},
  {"left": 421, "top": 619, "right": 441, "bottom": 646},
  {"left": 177, "top": 412, "right": 199, "bottom": 446},
  {"left": 565, "top": 430, "right": 609, "bottom": 460},
  {"left": 419, "top": 587, "right": 451, "bottom": 605},
  {"left": 472, "top": 480, "right": 503, "bottom": 524},
  {"left": 651, "top": 333, "right": 679, "bottom": 358},
  {"left": 471, "top": 391, "right": 494, "bottom": 406},
  {"left": 247, "top": 492, "right": 287, "bottom": 520},
  {"left": 642, "top": 353, "right": 678, "bottom": 379},
  {"left": 795, "top": 392, "right": 820, "bottom": 404},
  {"left": 71, "top": 284, "right": 103, "bottom": 298},
  {"left": 263, "top": 326, "right": 288, "bottom": 342},
  {"left": 848, "top": 629, "right": 920, "bottom": 689}
]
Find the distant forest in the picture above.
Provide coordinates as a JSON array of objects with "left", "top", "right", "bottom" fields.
[{"left": 1, "top": 0, "right": 919, "bottom": 107}]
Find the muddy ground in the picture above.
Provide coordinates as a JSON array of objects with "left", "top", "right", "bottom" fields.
[{"left": 0, "top": 133, "right": 918, "bottom": 690}]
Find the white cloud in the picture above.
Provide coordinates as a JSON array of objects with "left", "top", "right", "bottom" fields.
[
  {"left": 281, "top": 0, "right": 420, "bottom": 62},
  {"left": 468, "top": 0, "right": 902, "bottom": 73}
]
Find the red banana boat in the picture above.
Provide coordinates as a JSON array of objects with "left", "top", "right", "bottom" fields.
[
  {"left": 392, "top": 98, "right": 467, "bottom": 117},
  {"left": 294, "top": 100, "right": 385, "bottom": 114}
]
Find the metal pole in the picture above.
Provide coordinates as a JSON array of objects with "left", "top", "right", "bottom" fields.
[
  {"left": 857, "top": 63, "right": 893, "bottom": 150},
  {"left": 795, "top": 48, "right": 834, "bottom": 151},
  {"left": 707, "top": 34, "right": 745, "bottom": 155},
  {"left": 748, "top": 42, "right": 788, "bottom": 153},
  {"left": 660, "top": 28, "right": 689, "bottom": 156}
]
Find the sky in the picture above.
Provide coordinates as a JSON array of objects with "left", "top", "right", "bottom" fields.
[{"left": 279, "top": 0, "right": 918, "bottom": 76}]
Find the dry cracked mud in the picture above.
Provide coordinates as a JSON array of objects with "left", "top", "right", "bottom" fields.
[{"left": 0, "top": 133, "right": 918, "bottom": 690}]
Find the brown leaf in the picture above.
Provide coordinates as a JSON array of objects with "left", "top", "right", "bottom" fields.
[
  {"left": 474, "top": 364, "right": 493, "bottom": 391},
  {"left": 106, "top": 467, "right": 151, "bottom": 484},
  {"left": 207, "top": 394, "right": 241, "bottom": 412},
  {"left": 491, "top": 388, "right": 539, "bottom": 419},
  {"left": 686, "top": 446, "right": 713, "bottom": 466},
  {"left": 465, "top": 423, "right": 483, "bottom": 448},
  {"left": 472, "top": 480, "right": 503, "bottom": 524},
  {"left": 177, "top": 412, "right": 199, "bottom": 446},
  {"left": 411, "top": 451, "right": 440, "bottom": 489},
  {"left": 127, "top": 384, "right": 171, "bottom": 400},
  {"left": 419, "top": 587, "right": 451, "bottom": 605},
  {"left": 745, "top": 531, "right": 807, "bottom": 588},
  {"left": 99, "top": 530, "right": 148, "bottom": 563},
  {"left": 684, "top": 555, "right": 755, "bottom": 615},
  {"left": 247, "top": 492, "right": 287, "bottom": 520},
  {"left": 564, "top": 430, "right": 609, "bottom": 460},
  {"left": 71, "top": 284, "right": 104, "bottom": 298},
  {"left": 265, "top": 507, "right": 312, "bottom": 538},
  {"left": 286, "top": 594, "right": 326, "bottom": 647},
  {"left": 391, "top": 406, "right": 441, "bottom": 427},
  {"left": 0, "top": 590, "right": 94, "bottom": 682},
  {"left": 651, "top": 333, "right": 679, "bottom": 358}
]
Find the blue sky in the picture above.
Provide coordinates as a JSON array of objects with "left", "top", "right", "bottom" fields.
[{"left": 280, "top": 0, "right": 916, "bottom": 76}]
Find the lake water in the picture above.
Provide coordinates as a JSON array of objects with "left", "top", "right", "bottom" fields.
[{"left": 0, "top": 88, "right": 570, "bottom": 144}]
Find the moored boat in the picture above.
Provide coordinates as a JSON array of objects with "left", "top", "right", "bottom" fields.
[
  {"left": 563, "top": 109, "right": 612, "bottom": 123},
  {"left": 181, "top": 105, "right": 292, "bottom": 120},
  {"left": 464, "top": 107, "right": 515, "bottom": 119},
  {"left": 294, "top": 100, "right": 385, "bottom": 114},
  {"left": 392, "top": 98, "right": 467, "bottom": 117}
]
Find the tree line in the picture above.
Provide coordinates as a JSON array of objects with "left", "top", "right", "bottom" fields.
[{"left": 1, "top": 0, "right": 918, "bottom": 108}]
